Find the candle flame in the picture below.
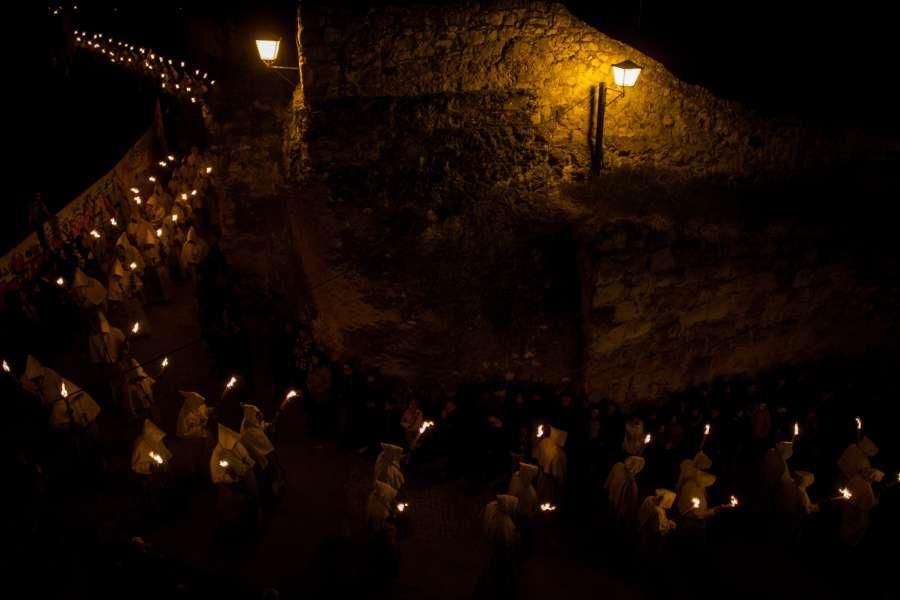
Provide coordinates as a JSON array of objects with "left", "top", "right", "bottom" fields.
[
  {"left": 167, "top": 154, "right": 175, "bottom": 161},
  {"left": 158, "top": 161, "right": 167, "bottom": 168},
  {"left": 60, "top": 382, "right": 69, "bottom": 398},
  {"left": 536, "top": 424, "right": 544, "bottom": 439},
  {"left": 540, "top": 503, "right": 557, "bottom": 512},
  {"left": 90, "top": 229, "right": 101, "bottom": 239},
  {"left": 56, "top": 277, "right": 64, "bottom": 286},
  {"left": 396, "top": 502, "right": 408, "bottom": 512},
  {"left": 644, "top": 433, "right": 652, "bottom": 444},
  {"left": 181, "top": 193, "right": 188, "bottom": 201},
  {"left": 225, "top": 376, "right": 238, "bottom": 390},
  {"left": 129, "top": 262, "right": 138, "bottom": 271},
  {"left": 130, "top": 187, "right": 140, "bottom": 194},
  {"left": 855, "top": 417, "right": 862, "bottom": 431},
  {"left": 839, "top": 487, "right": 852, "bottom": 500},
  {"left": 134, "top": 196, "right": 141, "bottom": 205},
  {"left": 691, "top": 497, "right": 700, "bottom": 509},
  {"left": 205, "top": 166, "right": 213, "bottom": 174},
  {"left": 418, "top": 420, "right": 434, "bottom": 435},
  {"left": 286, "top": 390, "right": 298, "bottom": 400},
  {"left": 131, "top": 322, "right": 140, "bottom": 334},
  {"left": 2, "top": 360, "right": 10, "bottom": 373},
  {"left": 793, "top": 422, "right": 799, "bottom": 437},
  {"left": 161, "top": 357, "right": 169, "bottom": 369},
  {"left": 191, "top": 189, "right": 197, "bottom": 196},
  {"left": 110, "top": 217, "right": 118, "bottom": 227},
  {"left": 172, "top": 214, "right": 179, "bottom": 223},
  {"left": 730, "top": 495, "right": 738, "bottom": 507},
  {"left": 704, "top": 423, "right": 710, "bottom": 436},
  {"left": 218, "top": 460, "right": 229, "bottom": 468},
  {"left": 149, "top": 451, "right": 163, "bottom": 465},
  {"left": 156, "top": 228, "right": 163, "bottom": 237},
  {"left": 190, "top": 97, "right": 196, "bottom": 104}
]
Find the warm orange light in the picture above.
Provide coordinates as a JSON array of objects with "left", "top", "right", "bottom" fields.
[
  {"left": 612, "top": 59, "right": 643, "bottom": 88},
  {"left": 256, "top": 39, "right": 281, "bottom": 62}
]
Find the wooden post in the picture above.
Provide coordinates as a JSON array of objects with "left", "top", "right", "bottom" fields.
[{"left": 593, "top": 81, "right": 607, "bottom": 174}]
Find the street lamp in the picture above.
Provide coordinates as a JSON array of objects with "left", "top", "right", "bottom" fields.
[
  {"left": 255, "top": 38, "right": 298, "bottom": 71},
  {"left": 592, "top": 59, "right": 644, "bottom": 174}
]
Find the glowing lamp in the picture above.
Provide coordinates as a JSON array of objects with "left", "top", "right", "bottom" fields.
[
  {"left": 256, "top": 39, "right": 281, "bottom": 63},
  {"left": 612, "top": 59, "right": 643, "bottom": 88}
]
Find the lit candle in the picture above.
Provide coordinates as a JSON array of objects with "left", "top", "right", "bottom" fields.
[
  {"left": 205, "top": 166, "right": 213, "bottom": 174},
  {"left": 286, "top": 390, "right": 298, "bottom": 400},
  {"left": 644, "top": 433, "right": 652, "bottom": 444},
  {"left": 148, "top": 176, "right": 156, "bottom": 183},
  {"left": 172, "top": 214, "right": 179, "bottom": 223},
  {"left": 156, "top": 228, "right": 163, "bottom": 237},
  {"left": 793, "top": 422, "right": 799, "bottom": 438},
  {"left": 855, "top": 417, "right": 862, "bottom": 432},
  {"left": 418, "top": 420, "right": 434, "bottom": 435},
  {"left": 131, "top": 322, "right": 140, "bottom": 334},
  {"left": 167, "top": 154, "right": 175, "bottom": 161},
  {"left": 190, "top": 97, "right": 196, "bottom": 104},
  {"left": 225, "top": 375, "right": 238, "bottom": 390},
  {"left": 129, "top": 262, "right": 138, "bottom": 271},
  {"left": 110, "top": 217, "right": 118, "bottom": 227},
  {"left": 218, "top": 459, "right": 229, "bottom": 468},
  {"left": 2, "top": 360, "right": 10, "bottom": 373},
  {"left": 161, "top": 357, "right": 169, "bottom": 369},
  {"left": 536, "top": 424, "right": 544, "bottom": 439},
  {"left": 704, "top": 423, "right": 710, "bottom": 436},
  {"left": 90, "top": 230, "right": 101, "bottom": 239},
  {"left": 691, "top": 497, "right": 700, "bottom": 509},
  {"left": 60, "top": 382, "right": 69, "bottom": 398},
  {"left": 191, "top": 189, "right": 197, "bottom": 196},
  {"left": 730, "top": 495, "right": 738, "bottom": 508},
  {"left": 149, "top": 451, "right": 163, "bottom": 465},
  {"left": 181, "top": 193, "right": 188, "bottom": 201},
  {"left": 134, "top": 196, "right": 141, "bottom": 205},
  {"left": 56, "top": 277, "right": 64, "bottom": 286},
  {"left": 130, "top": 187, "right": 140, "bottom": 194},
  {"left": 158, "top": 161, "right": 167, "bottom": 168},
  {"left": 396, "top": 502, "right": 408, "bottom": 512},
  {"left": 540, "top": 503, "right": 557, "bottom": 512},
  {"left": 839, "top": 487, "right": 852, "bottom": 500}
]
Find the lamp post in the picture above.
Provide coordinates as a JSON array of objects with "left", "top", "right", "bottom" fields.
[
  {"left": 255, "top": 37, "right": 299, "bottom": 85},
  {"left": 593, "top": 59, "right": 643, "bottom": 174}
]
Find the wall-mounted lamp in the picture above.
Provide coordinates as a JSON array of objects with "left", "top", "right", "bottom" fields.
[
  {"left": 256, "top": 37, "right": 298, "bottom": 85},
  {"left": 593, "top": 59, "right": 643, "bottom": 174}
]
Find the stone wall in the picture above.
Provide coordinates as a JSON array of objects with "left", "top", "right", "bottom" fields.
[
  {"left": 582, "top": 216, "right": 898, "bottom": 403},
  {"left": 299, "top": 1, "right": 822, "bottom": 179}
]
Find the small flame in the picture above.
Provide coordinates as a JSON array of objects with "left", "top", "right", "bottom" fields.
[
  {"left": 418, "top": 420, "right": 434, "bottom": 435},
  {"left": 110, "top": 217, "right": 118, "bottom": 227},
  {"left": 181, "top": 193, "right": 188, "bottom": 201},
  {"left": 855, "top": 417, "right": 862, "bottom": 431},
  {"left": 167, "top": 154, "right": 175, "bottom": 162},
  {"left": 691, "top": 497, "right": 700, "bottom": 509},
  {"left": 225, "top": 376, "right": 238, "bottom": 390},
  {"left": 161, "top": 357, "right": 169, "bottom": 369},
  {"left": 90, "top": 229, "right": 101, "bottom": 239},
  {"left": 730, "top": 495, "right": 738, "bottom": 508},
  {"left": 286, "top": 390, "right": 298, "bottom": 400},
  {"left": 205, "top": 166, "right": 213, "bottom": 174},
  {"left": 190, "top": 97, "right": 196, "bottom": 104},
  {"left": 540, "top": 503, "right": 557, "bottom": 512},
  {"left": 2, "top": 360, "right": 10, "bottom": 373},
  {"left": 218, "top": 460, "right": 229, "bottom": 468},
  {"left": 180, "top": 61, "right": 185, "bottom": 67},
  {"left": 60, "top": 382, "right": 69, "bottom": 398},
  {"left": 134, "top": 196, "right": 142, "bottom": 205},
  {"left": 148, "top": 176, "right": 156, "bottom": 183},
  {"left": 158, "top": 161, "right": 167, "bottom": 168},
  {"left": 396, "top": 502, "right": 408, "bottom": 513},
  {"left": 149, "top": 451, "right": 163, "bottom": 465},
  {"left": 56, "top": 277, "right": 64, "bottom": 286},
  {"left": 536, "top": 424, "right": 544, "bottom": 439},
  {"left": 172, "top": 214, "right": 179, "bottom": 223},
  {"left": 839, "top": 487, "right": 852, "bottom": 500},
  {"left": 130, "top": 187, "right": 140, "bottom": 194},
  {"left": 129, "top": 262, "right": 138, "bottom": 271},
  {"left": 131, "top": 322, "right": 140, "bottom": 334},
  {"left": 156, "top": 228, "right": 163, "bottom": 237},
  {"left": 644, "top": 433, "right": 652, "bottom": 444},
  {"left": 191, "top": 189, "right": 197, "bottom": 196},
  {"left": 793, "top": 422, "right": 799, "bottom": 437},
  {"left": 703, "top": 423, "right": 711, "bottom": 436}
]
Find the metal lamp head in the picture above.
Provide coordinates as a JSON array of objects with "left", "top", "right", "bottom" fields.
[
  {"left": 611, "top": 59, "right": 643, "bottom": 88},
  {"left": 255, "top": 39, "right": 281, "bottom": 64}
]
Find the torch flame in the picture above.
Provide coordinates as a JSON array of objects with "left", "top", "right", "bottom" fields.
[
  {"left": 161, "top": 357, "right": 169, "bottom": 369},
  {"left": 218, "top": 460, "right": 229, "bottom": 468},
  {"left": 56, "top": 277, "right": 64, "bottom": 286},
  {"left": 839, "top": 487, "right": 852, "bottom": 500},
  {"left": 537, "top": 424, "right": 544, "bottom": 439},
  {"left": 730, "top": 495, "right": 738, "bottom": 507},
  {"left": 418, "top": 420, "right": 434, "bottom": 435},
  {"left": 149, "top": 451, "right": 163, "bottom": 465},
  {"left": 60, "top": 382, "right": 69, "bottom": 398},
  {"left": 2, "top": 360, "right": 10, "bottom": 373},
  {"left": 540, "top": 503, "right": 557, "bottom": 512},
  {"left": 90, "top": 229, "right": 101, "bottom": 239},
  {"left": 691, "top": 497, "right": 700, "bottom": 509},
  {"left": 131, "top": 322, "right": 140, "bottom": 334},
  {"left": 225, "top": 376, "right": 238, "bottom": 390}
]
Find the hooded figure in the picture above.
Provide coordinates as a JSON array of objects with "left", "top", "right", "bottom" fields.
[
  {"left": 107, "top": 260, "right": 130, "bottom": 302},
  {"left": 484, "top": 494, "right": 519, "bottom": 550},
  {"left": 140, "top": 228, "right": 173, "bottom": 302},
  {"left": 21, "top": 355, "right": 62, "bottom": 405},
  {"left": 210, "top": 424, "right": 255, "bottom": 484},
  {"left": 144, "top": 196, "right": 166, "bottom": 224},
  {"left": 840, "top": 468, "right": 883, "bottom": 547},
  {"left": 180, "top": 227, "right": 208, "bottom": 275},
  {"left": 177, "top": 391, "right": 210, "bottom": 439},
  {"left": 116, "top": 233, "right": 145, "bottom": 274},
  {"left": 240, "top": 404, "right": 275, "bottom": 469},
  {"left": 124, "top": 358, "right": 155, "bottom": 418},
  {"left": 374, "top": 443, "right": 406, "bottom": 491},
  {"left": 762, "top": 441, "right": 794, "bottom": 491},
  {"left": 131, "top": 419, "right": 172, "bottom": 475},
  {"left": 775, "top": 468, "right": 819, "bottom": 539},
  {"left": 366, "top": 481, "right": 399, "bottom": 532},
  {"left": 677, "top": 451, "right": 712, "bottom": 489},
  {"left": 639, "top": 488, "right": 678, "bottom": 551},
  {"left": 837, "top": 437, "right": 879, "bottom": 483},
  {"left": 605, "top": 456, "right": 647, "bottom": 520},
  {"left": 72, "top": 268, "right": 107, "bottom": 308},
  {"left": 508, "top": 463, "right": 540, "bottom": 518},
  {"left": 88, "top": 312, "right": 125, "bottom": 365},
  {"left": 622, "top": 417, "right": 646, "bottom": 456},
  {"left": 536, "top": 427, "right": 568, "bottom": 504},
  {"left": 677, "top": 470, "right": 718, "bottom": 520}
]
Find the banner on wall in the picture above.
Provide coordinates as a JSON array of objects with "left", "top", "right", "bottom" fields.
[{"left": 0, "top": 129, "right": 156, "bottom": 290}]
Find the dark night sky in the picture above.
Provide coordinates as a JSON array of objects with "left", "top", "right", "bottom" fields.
[{"left": 6, "top": 0, "right": 898, "bottom": 251}]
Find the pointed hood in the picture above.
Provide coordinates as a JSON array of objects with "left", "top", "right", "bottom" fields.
[
  {"left": 696, "top": 471, "right": 717, "bottom": 488},
  {"left": 23, "top": 355, "right": 44, "bottom": 381},
  {"left": 112, "top": 260, "right": 126, "bottom": 277},
  {"left": 497, "top": 494, "right": 519, "bottom": 515},
  {"left": 241, "top": 403, "right": 264, "bottom": 427},
  {"left": 180, "top": 390, "right": 206, "bottom": 410},
  {"left": 656, "top": 488, "right": 677, "bottom": 510},
  {"left": 793, "top": 470, "right": 815, "bottom": 489},
  {"left": 693, "top": 451, "right": 712, "bottom": 471},
  {"left": 776, "top": 441, "right": 794, "bottom": 461},
  {"left": 858, "top": 436, "right": 879, "bottom": 458},
  {"left": 517, "top": 463, "right": 539, "bottom": 486},
  {"left": 217, "top": 424, "right": 242, "bottom": 450},
  {"left": 549, "top": 426, "right": 568, "bottom": 448},
  {"left": 186, "top": 226, "right": 198, "bottom": 243},
  {"left": 624, "top": 455, "right": 646, "bottom": 476},
  {"left": 143, "top": 419, "right": 166, "bottom": 442}
]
